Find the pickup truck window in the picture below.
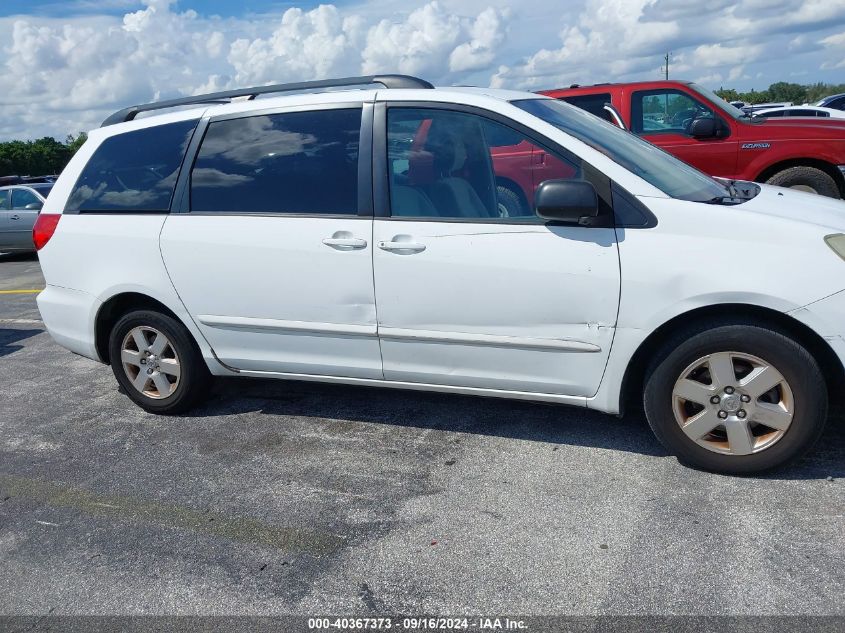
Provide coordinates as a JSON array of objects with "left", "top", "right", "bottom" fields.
[
  {"left": 513, "top": 98, "right": 731, "bottom": 203},
  {"left": 559, "top": 93, "right": 614, "bottom": 123},
  {"left": 631, "top": 89, "right": 721, "bottom": 136},
  {"left": 688, "top": 83, "right": 747, "bottom": 120}
]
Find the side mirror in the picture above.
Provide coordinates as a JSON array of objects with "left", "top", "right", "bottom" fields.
[
  {"left": 24, "top": 202, "right": 43, "bottom": 211},
  {"left": 690, "top": 117, "right": 718, "bottom": 138},
  {"left": 535, "top": 179, "right": 599, "bottom": 225}
]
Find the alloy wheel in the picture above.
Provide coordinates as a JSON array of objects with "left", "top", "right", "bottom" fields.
[
  {"left": 120, "top": 326, "right": 181, "bottom": 399},
  {"left": 671, "top": 351, "right": 794, "bottom": 456}
]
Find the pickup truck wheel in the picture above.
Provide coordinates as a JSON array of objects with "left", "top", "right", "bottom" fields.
[
  {"left": 108, "top": 309, "right": 211, "bottom": 414},
  {"left": 765, "top": 166, "right": 840, "bottom": 198},
  {"left": 643, "top": 322, "right": 827, "bottom": 475},
  {"left": 496, "top": 185, "right": 528, "bottom": 217}
]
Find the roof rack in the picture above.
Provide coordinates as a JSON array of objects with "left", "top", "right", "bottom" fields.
[{"left": 101, "top": 74, "right": 434, "bottom": 127}]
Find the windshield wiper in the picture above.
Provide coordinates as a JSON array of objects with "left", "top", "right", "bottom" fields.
[{"left": 704, "top": 196, "right": 743, "bottom": 205}]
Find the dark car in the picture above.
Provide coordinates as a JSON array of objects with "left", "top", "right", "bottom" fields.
[{"left": 815, "top": 93, "right": 845, "bottom": 111}]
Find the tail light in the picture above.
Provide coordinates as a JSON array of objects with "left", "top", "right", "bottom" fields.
[{"left": 33, "top": 213, "right": 61, "bottom": 250}]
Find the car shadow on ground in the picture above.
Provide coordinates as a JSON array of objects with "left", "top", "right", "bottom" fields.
[
  {"left": 184, "top": 376, "right": 845, "bottom": 481},
  {"left": 0, "top": 252, "right": 38, "bottom": 262},
  {"left": 0, "top": 328, "right": 42, "bottom": 357}
]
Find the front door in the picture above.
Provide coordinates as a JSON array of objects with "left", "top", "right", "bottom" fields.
[
  {"left": 372, "top": 105, "right": 620, "bottom": 397},
  {"left": 161, "top": 105, "right": 382, "bottom": 378},
  {"left": 631, "top": 88, "right": 739, "bottom": 178}
]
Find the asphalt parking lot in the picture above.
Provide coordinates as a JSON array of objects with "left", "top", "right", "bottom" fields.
[{"left": 1, "top": 251, "right": 845, "bottom": 620}]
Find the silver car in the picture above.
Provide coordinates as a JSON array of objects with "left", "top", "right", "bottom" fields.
[{"left": 0, "top": 183, "right": 51, "bottom": 253}]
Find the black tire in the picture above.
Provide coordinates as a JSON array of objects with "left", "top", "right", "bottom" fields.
[
  {"left": 108, "top": 309, "right": 211, "bottom": 414},
  {"left": 496, "top": 185, "right": 528, "bottom": 217},
  {"left": 643, "top": 321, "right": 827, "bottom": 475},
  {"left": 765, "top": 166, "right": 840, "bottom": 199}
]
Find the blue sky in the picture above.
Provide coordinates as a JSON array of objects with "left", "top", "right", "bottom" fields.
[
  {"left": 0, "top": 1, "right": 306, "bottom": 18},
  {"left": 1, "top": 0, "right": 844, "bottom": 140}
]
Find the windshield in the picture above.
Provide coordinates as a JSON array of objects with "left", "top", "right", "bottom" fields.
[
  {"left": 688, "top": 83, "right": 747, "bottom": 120},
  {"left": 32, "top": 184, "right": 53, "bottom": 197},
  {"left": 513, "top": 98, "right": 731, "bottom": 203}
]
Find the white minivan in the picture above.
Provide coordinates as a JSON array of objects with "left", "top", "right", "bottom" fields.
[{"left": 34, "top": 75, "right": 845, "bottom": 474}]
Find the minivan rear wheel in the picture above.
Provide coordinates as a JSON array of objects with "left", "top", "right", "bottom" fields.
[
  {"left": 643, "top": 322, "right": 827, "bottom": 474},
  {"left": 108, "top": 310, "right": 210, "bottom": 414}
]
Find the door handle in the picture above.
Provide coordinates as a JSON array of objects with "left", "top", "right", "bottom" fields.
[
  {"left": 10, "top": 214, "right": 20, "bottom": 220},
  {"left": 378, "top": 240, "right": 426, "bottom": 253},
  {"left": 322, "top": 237, "right": 367, "bottom": 249}
]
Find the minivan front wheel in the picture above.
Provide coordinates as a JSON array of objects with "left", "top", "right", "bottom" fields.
[
  {"left": 643, "top": 323, "right": 827, "bottom": 474},
  {"left": 109, "top": 310, "right": 210, "bottom": 414}
]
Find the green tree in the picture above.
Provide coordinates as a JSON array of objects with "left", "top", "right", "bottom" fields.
[
  {"left": 66, "top": 132, "right": 88, "bottom": 154},
  {"left": 766, "top": 81, "right": 807, "bottom": 104},
  {"left": 0, "top": 133, "right": 88, "bottom": 177},
  {"left": 715, "top": 87, "right": 740, "bottom": 102}
]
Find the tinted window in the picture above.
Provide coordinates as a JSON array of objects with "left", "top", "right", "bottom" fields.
[
  {"left": 11, "top": 188, "right": 41, "bottom": 209},
  {"left": 191, "top": 108, "right": 361, "bottom": 214},
  {"left": 387, "top": 108, "right": 578, "bottom": 220},
  {"left": 759, "top": 110, "right": 785, "bottom": 117},
  {"left": 66, "top": 119, "right": 197, "bottom": 212},
  {"left": 0, "top": 190, "right": 9, "bottom": 210},
  {"left": 31, "top": 184, "right": 53, "bottom": 197},
  {"left": 560, "top": 93, "right": 613, "bottom": 122},
  {"left": 830, "top": 97, "right": 845, "bottom": 111}
]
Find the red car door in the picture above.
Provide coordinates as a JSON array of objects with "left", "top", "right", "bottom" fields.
[{"left": 629, "top": 88, "right": 739, "bottom": 178}]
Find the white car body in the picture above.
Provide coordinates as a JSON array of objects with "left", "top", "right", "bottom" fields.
[
  {"left": 35, "top": 85, "right": 845, "bottom": 419},
  {"left": 754, "top": 106, "right": 845, "bottom": 119}
]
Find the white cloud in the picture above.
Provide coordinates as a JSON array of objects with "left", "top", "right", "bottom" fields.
[
  {"left": 820, "top": 31, "right": 845, "bottom": 69},
  {"left": 493, "top": 0, "right": 845, "bottom": 89},
  {"left": 689, "top": 43, "right": 763, "bottom": 68},
  {"left": 1, "top": 0, "right": 844, "bottom": 141},
  {"left": 448, "top": 7, "right": 508, "bottom": 73},
  {"left": 361, "top": 2, "right": 506, "bottom": 77},
  {"left": 728, "top": 65, "right": 747, "bottom": 82},
  {"left": 228, "top": 5, "right": 364, "bottom": 85}
]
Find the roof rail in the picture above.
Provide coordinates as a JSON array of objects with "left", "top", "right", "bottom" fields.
[{"left": 101, "top": 74, "right": 434, "bottom": 127}]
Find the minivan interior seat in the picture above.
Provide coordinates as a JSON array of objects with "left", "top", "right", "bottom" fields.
[{"left": 424, "top": 128, "right": 495, "bottom": 218}]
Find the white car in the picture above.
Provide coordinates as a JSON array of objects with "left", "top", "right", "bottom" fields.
[
  {"left": 34, "top": 74, "right": 845, "bottom": 474},
  {"left": 753, "top": 105, "right": 845, "bottom": 119}
]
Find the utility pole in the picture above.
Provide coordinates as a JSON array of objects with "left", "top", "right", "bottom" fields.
[{"left": 661, "top": 52, "right": 671, "bottom": 80}]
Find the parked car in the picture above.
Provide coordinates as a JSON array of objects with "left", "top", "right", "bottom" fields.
[
  {"left": 754, "top": 106, "right": 845, "bottom": 119},
  {"left": 741, "top": 102, "right": 792, "bottom": 115},
  {"left": 35, "top": 74, "right": 845, "bottom": 474},
  {"left": 542, "top": 80, "right": 845, "bottom": 198},
  {"left": 0, "top": 182, "right": 51, "bottom": 252},
  {"left": 815, "top": 93, "right": 845, "bottom": 111}
]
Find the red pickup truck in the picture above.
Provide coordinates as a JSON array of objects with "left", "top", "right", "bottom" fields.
[{"left": 541, "top": 80, "right": 845, "bottom": 199}]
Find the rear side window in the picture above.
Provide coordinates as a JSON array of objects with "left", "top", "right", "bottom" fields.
[
  {"left": 190, "top": 108, "right": 361, "bottom": 215},
  {"left": 560, "top": 93, "right": 613, "bottom": 122},
  {"left": 0, "top": 190, "right": 9, "bottom": 210},
  {"left": 66, "top": 119, "right": 198, "bottom": 213}
]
